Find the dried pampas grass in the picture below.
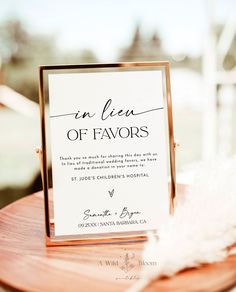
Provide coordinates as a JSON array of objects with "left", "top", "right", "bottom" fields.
[{"left": 128, "top": 157, "right": 236, "bottom": 292}]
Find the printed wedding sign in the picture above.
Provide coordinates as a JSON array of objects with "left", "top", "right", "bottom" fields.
[{"left": 48, "top": 69, "right": 170, "bottom": 237}]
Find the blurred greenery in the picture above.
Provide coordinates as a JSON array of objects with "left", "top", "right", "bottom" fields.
[
  {"left": 118, "top": 25, "right": 201, "bottom": 71},
  {"left": 0, "top": 19, "right": 98, "bottom": 102}
]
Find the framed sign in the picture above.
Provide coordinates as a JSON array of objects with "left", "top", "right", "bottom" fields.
[{"left": 38, "top": 61, "right": 176, "bottom": 246}]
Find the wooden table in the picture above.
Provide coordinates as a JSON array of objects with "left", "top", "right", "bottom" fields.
[{"left": 1, "top": 186, "right": 236, "bottom": 292}]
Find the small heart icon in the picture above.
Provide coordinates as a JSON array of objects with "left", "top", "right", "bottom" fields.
[{"left": 108, "top": 189, "right": 114, "bottom": 198}]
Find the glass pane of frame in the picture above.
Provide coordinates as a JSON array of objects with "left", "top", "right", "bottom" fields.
[{"left": 38, "top": 62, "right": 176, "bottom": 246}]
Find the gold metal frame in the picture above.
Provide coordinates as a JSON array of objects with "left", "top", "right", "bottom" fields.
[{"left": 38, "top": 61, "right": 176, "bottom": 246}]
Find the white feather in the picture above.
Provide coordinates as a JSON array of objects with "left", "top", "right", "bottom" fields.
[{"left": 127, "top": 157, "right": 236, "bottom": 292}]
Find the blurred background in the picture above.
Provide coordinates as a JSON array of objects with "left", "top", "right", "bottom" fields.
[{"left": 0, "top": 0, "right": 236, "bottom": 207}]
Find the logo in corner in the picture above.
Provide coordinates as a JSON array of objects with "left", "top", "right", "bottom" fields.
[{"left": 119, "top": 252, "right": 135, "bottom": 273}]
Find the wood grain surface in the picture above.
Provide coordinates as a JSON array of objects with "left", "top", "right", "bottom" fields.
[{"left": 0, "top": 186, "right": 236, "bottom": 292}]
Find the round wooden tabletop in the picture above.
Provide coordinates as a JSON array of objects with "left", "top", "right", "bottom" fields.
[{"left": 0, "top": 187, "right": 236, "bottom": 292}]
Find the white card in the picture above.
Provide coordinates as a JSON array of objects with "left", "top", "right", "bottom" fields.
[{"left": 48, "top": 70, "right": 169, "bottom": 236}]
